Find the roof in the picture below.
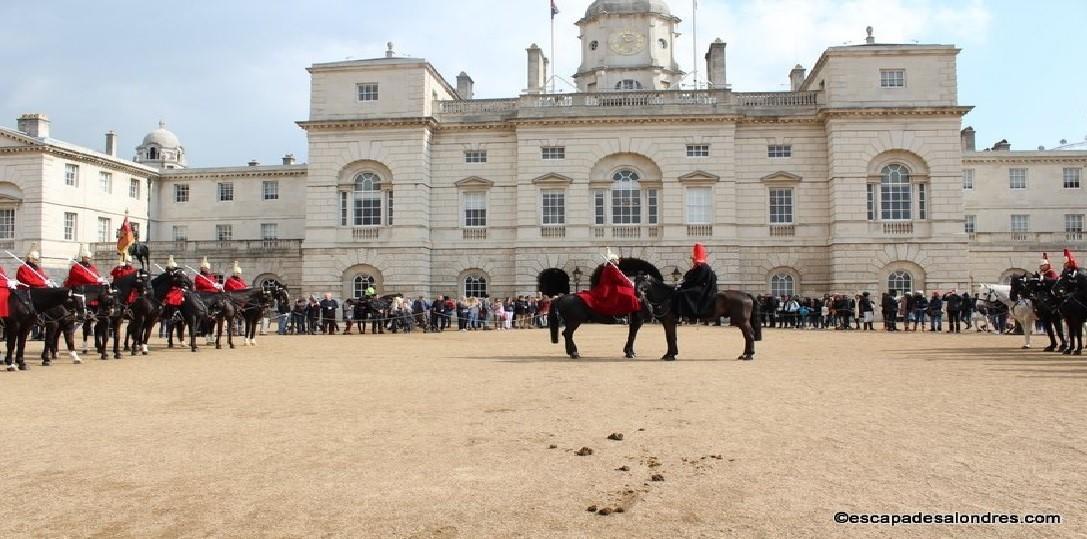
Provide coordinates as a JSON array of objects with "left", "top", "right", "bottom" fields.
[
  {"left": 583, "top": 0, "right": 674, "bottom": 19},
  {"left": 0, "top": 125, "right": 159, "bottom": 175},
  {"left": 141, "top": 121, "right": 181, "bottom": 148}
]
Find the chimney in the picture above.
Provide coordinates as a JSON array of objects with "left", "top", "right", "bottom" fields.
[
  {"left": 248, "top": 160, "right": 259, "bottom": 166},
  {"left": 456, "top": 72, "right": 475, "bottom": 100},
  {"left": 385, "top": 42, "right": 396, "bottom": 58},
  {"left": 704, "top": 39, "right": 727, "bottom": 88},
  {"left": 992, "top": 139, "right": 1011, "bottom": 151},
  {"left": 789, "top": 64, "right": 806, "bottom": 91},
  {"left": 17, "top": 113, "right": 50, "bottom": 138},
  {"left": 865, "top": 26, "right": 875, "bottom": 45},
  {"left": 526, "top": 44, "right": 547, "bottom": 94},
  {"left": 282, "top": 154, "right": 296, "bottom": 165},
  {"left": 105, "top": 130, "right": 118, "bottom": 157},
  {"left": 960, "top": 126, "right": 976, "bottom": 152}
]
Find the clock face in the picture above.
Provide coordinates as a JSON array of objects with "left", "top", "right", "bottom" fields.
[{"left": 608, "top": 30, "right": 647, "bottom": 55}]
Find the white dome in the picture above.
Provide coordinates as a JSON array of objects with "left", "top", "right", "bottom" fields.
[
  {"left": 585, "top": 0, "right": 672, "bottom": 18},
  {"left": 141, "top": 121, "right": 181, "bottom": 148}
]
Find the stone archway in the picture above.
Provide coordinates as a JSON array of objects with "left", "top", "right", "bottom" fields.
[{"left": 537, "top": 268, "right": 570, "bottom": 296}]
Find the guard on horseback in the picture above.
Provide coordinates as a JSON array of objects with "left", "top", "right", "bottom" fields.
[
  {"left": 224, "top": 261, "right": 248, "bottom": 291},
  {"left": 16, "top": 246, "right": 54, "bottom": 290},
  {"left": 674, "top": 243, "right": 718, "bottom": 322},
  {"left": 161, "top": 255, "right": 187, "bottom": 320},
  {"left": 1062, "top": 249, "right": 1079, "bottom": 279},
  {"left": 1039, "top": 252, "right": 1059, "bottom": 282},
  {"left": 574, "top": 248, "right": 641, "bottom": 316},
  {"left": 64, "top": 244, "right": 108, "bottom": 314},
  {"left": 194, "top": 257, "right": 224, "bottom": 292},
  {"left": 111, "top": 252, "right": 141, "bottom": 305},
  {"left": 0, "top": 265, "right": 15, "bottom": 319}
]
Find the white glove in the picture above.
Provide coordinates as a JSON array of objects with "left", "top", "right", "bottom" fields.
[
  {"left": 215, "top": 283, "right": 224, "bottom": 291},
  {"left": 98, "top": 277, "right": 109, "bottom": 285},
  {"left": 46, "top": 279, "right": 58, "bottom": 287},
  {"left": 6, "top": 279, "right": 15, "bottom": 289}
]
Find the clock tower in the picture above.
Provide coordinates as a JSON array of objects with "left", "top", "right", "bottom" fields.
[{"left": 574, "top": 0, "right": 683, "bottom": 92}]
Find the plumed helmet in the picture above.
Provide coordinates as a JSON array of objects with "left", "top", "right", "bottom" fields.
[
  {"left": 200, "top": 256, "right": 211, "bottom": 270},
  {"left": 165, "top": 255, "right": 178, "bottom": 269},
  {"left": 78, "top": 244, "right": 93, "bottom": 260},
  {"left": 1040, "top": 252, "right": 1051, "bottom": 269},
  {"left": 1064, "top": 248, "right": 1077, "bottom": 269},
  {"left": 232, "top": 261, "right": 242, "bottom": 275},
  {"left": 691, "top": 243, "right": 708, "bottom": 264},
  {"left": 606, "top": 247, "right": 619, "bottom": 264},
  {"left": 27, "top": 243, "right": 40, "bottom": 262}
]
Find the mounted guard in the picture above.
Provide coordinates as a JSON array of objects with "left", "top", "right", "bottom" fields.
[
  {"left": 224, "top": 261, "right": 248, "bottom": 291},
  {"left": 1039, "top": 252, "right": 1058, "bottom": 282},
  {"left": 194, "top": 257, "right": 224, "bottom": 292},
  {"left": 674, "top": 243, "right": 719, "bottom": 321},
  {"left": 574, "top": 248, "right": 641, "bottom": 317}
]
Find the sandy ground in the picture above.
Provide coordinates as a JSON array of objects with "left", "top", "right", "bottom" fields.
[{"left": 1, "top": 324, "right": 1084, "bottom": 538}]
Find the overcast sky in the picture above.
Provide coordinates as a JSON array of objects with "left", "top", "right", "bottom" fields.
[{"left": 2, "top": 0, "right": 1083, "bottom": 166}]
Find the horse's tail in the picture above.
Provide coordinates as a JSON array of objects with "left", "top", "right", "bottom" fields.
[
  {"left": 548, "top": 299, "right": 560, "bottom": 344},
  {"left": 747, "top": 293, "right": 763, "bottom": 341}
]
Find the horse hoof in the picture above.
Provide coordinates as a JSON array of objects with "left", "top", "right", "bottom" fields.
[
  {"left": 100, "top": 356, "right": 109, "bottom": 360},
  {"left": 141, "top": 351, "right": 148, "bottom": 356},
  {"left": 1021, "top": 345, "right": 1031, "bottom": 349},
  {"left": 1063, "top": 350, "right": 1072, "bottom": 355},
  {"left": 215, "top": 345, "right": 222, "bottom": 350},
  {"left": 569, "top": 353, "right": 580, "bottom": 359},
  {"left": 41, "top": 360, "right": 51, "bottom": 367},
  {"left": 660, "top": 355, "right": 676, "bottom": 361},
  {"left": 73, "top": 358, "right": 82, "bottom": 364},
  {"left": 17, "top": 363, "right": 29, "bottom": 371},
  {"left": 1044, "top": 346, "right": 1056, "bottom": 352},
  {"left": 1075, "top": 351, "right": 1083, "bottom": 356},
  {"left": 81, "top": 348, "right": 89, "bottom": 354},
  {"left": 5, "top": 365, "right": 14, "bottom": 372},
  {"left": 191, "top": 349, "right": 198, "bottom": 353},
  {"left": 167, "top": 344, "right": 174, "bottom": 349},
  {"left": 625, "top": 353, "right": 636, "bottom": 359},
  {"left": 114, "top": 354, "right": 122, "bottom": 360}
]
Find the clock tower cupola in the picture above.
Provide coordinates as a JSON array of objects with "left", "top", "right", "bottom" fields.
[{"left": 575, "top": 0, "right": 683, "bottom": 92}]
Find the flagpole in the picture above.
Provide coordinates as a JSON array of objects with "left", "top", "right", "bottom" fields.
[
  {"left": 692, "top": 0, "right": 698, "bottom": 90},
  {"left": 550, "top": 1, "right": 556, "bottom": 94}
]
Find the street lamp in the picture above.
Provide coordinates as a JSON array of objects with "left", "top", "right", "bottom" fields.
[
  {"left": 572, "top": 266, "right": 582, "bottom": 290},
  {"left": 672, "top": 267, "right": 682, "bottom": 284}
]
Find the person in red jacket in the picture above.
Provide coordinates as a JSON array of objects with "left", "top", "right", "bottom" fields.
[
  {"left": 16, "top": 246, "right": 53, "bottom": 289},
  {"left": 224, "top": 261, "right": 248, "bottom": 291},
  {"left": 575, "top": 248, "right": 641, "bottom": 316},
  {"left": 0, "top": 266, "right": 14, "bottom": 318},
  {"left": 194, "top": 257, "right": 223, "bottom": 292},
  {"left": 110, "top": 253, "right": 140, "bottom": 304},
  {"left": 1039, "top": 252, "right": 1059, "bottom": 282},
  {"left": 161, "top": 256, "right": 187, "bottom": 320},
  {"left": 64, "top": 245, "right": 108, "bottom": 288}
]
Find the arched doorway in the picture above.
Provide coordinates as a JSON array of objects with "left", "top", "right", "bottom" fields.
[{"left": 537, "top": 268, "right": 570, "bottom": 296}]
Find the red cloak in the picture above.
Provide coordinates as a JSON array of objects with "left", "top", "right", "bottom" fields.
[
  {"left": 224, "top": 276, "right": 248, "bottom": 291},
  {"left": 575, "top": 264, "right": 641, "bottom": 316}
]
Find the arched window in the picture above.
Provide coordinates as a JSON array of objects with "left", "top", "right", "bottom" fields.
[
  {"left": 148, "top": 147, "right": 158, "bottom": 160},
  {"left": 880, "top": 164, "right": 912, "bottom": 220},
  {"left": 770, "top": 274, "right": 795, "bottom": 298},
  {"left": 887, "top": 270, "right": 913, "bottom": 295},
  {"left": 615, "top": 80, "right": 643, "bottom": 90},
  {"left": 611, "top": 169, "right": 642, "bottom": 224},
  {"left": 464, "top": 275, "right": 488, "bottom": 298},
  {"left": 352, "top": 274, "right": 376, "bottom": 297},
  {"left": 353, "top": 172, "right": 382, "bottom": 226}
]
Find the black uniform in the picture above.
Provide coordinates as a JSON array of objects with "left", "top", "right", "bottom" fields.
[{"left": 673, "top": 263, "right": 718, "bottom": 320}]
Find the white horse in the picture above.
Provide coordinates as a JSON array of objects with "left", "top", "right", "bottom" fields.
[{"left": 977, "top": 283, "right": 1037, "bottom": 348}]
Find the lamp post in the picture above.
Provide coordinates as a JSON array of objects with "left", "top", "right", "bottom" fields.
[
  {"left": 672, "top": 267, "right": 682, "bottom": 285},
  {"left": 572, "top": 266, "right": 582, "bottom": 290}
]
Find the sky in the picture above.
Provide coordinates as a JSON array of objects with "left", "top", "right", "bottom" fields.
[{"left": 2, "top": 0, "right": 1084, "bottom": 166}]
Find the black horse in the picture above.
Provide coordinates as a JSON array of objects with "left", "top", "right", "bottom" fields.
[
  {"left": 120, "top": 270, "right": 158, "bottom": 356},
  {"left": 194, "top": 290, "right": 238, "bottom": 349},
  {"left": 128, "top": 242, "right": 151, "bottom": 269},
  {"left": 1011, "top": 274, "right": 1067, "bottom": 353},
  {"left": 635, "top": 274, "right": 762, "bottom": 360},
  {"left": 4, "top": 288, "right": 85, "bottom": 371},
  {"left": 150, "top": 271, "right": 207, "bottom": 352},
  {"left": 1053, "top": 271, "right": 1087, "bottom": 356},
  {"left": 46, "top": 284, "right": 115, "bottom": 362},
  {"left": 232, "top": 284, "right": 287, "bottom": 345},
  {"left": 547, "top": 293, "right": 648, "bottom": 360}
]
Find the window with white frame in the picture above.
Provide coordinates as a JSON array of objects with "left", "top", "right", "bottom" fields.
[
  {"left": 64, "top": 164, "right": 79, "bottom": 187},
  {"left": 614, "top": 79, "right": 643, "bottom": 90},
  {"left": 99, "top": 171, "right": 112, "bottom": 193},
  {"left": 218, "top": 182, "right": 234, "bottom": 201},
  {"left": 611, "top": 169, "right": 642, "bottom": 225},
  {"left": 352, "top": 274, "right": 376, "bottom": 298},
  {"left": 880, "top": 164, "right": 912, "bottom": 220},
  {"left": 1066, "top": 214, "right": 1084, "bottom": 234},
  {"left": 97, "top": 217, "right": 111, "bottom": 243},
  {"left": 685, "top": 187, "right": 712, "bottom": 224},
  {"left": 918, "top": 183, "right": 927, "bottom": 220},
  {"left": 174, "top": 183, "right": 189, "bottom": 203},
  {"left": 386, "top": 190, "right": 394, "bottom": 226},
  {"left": 216, "top": 224, "right": 233, "bottom": 241},
  {"left": 352, "top": 173, "right": 382, "bottom": 226},
  {"left": 770, "top": 273, "right": 795, "bottom": 298},
  {"left": 464, "top": 274, "right": 488, "bottom": 298},
  {"left": 356, "top": 83, "right": 379, "bottom": 102},
  {"left": 0, "top": 209, "right": 13, "bottom": 241},
  {"left": 887, "top": 270, "right": 913, "bottom": 295},
  {"left": 768, "top": 144, "right": 792, "bottom": 158},
  {"left": 962, "top": 168, "right": 974, "bottom": 190},
  {"left": 541, "top": 147, "right": 565, "bottom": 160},
  {"left": 686, "top": 144, "right": 710, "bottom": 158},
  {"left": 1064, "top": 168, "right": 1081, "bottom": 189},
  {"left": 593, "top": 191, "right": 605, "bottom": 225},
  {"left": 647, "top": 188, "right": 658, "bottom": 224},
  {"left": 769, "top": 188, "right": 794, "bottom": 224},
  {"left": 866, "top": 184, "right": 875, "bottom": 221},
  {"left": 464, "top": 150, "right": 487, "bottom": 163},
  {"left": 1009, "top": 168, "right": 1027, "bottom": 189},
  {"left": 63, "top": 212, "right": 78, "bottom": 241},
  {"left": 541, "top": 191, "right": 565, "bottom": 225},
  {"left": 129, "top": 178, "right": 141, "bottom": 199},
  {"left": 261, "top": 223, "right": 279, "bottom": 240},
  {"left": 463, "top": 191, "right": 487, "bottom": 227},
  {"left": 172, "top": 225, "right": 188, "bottom": 241},
  {"left": 263, "top": 180, "right": 279, "bottom": 200},
  {"left": 880, "top": 69, "right": 905, "bottom": 88},
  {"left": 964, "top": 214, "right": 976, "bottom": 234},
  {"left": 1010, "top": 214, "right": 1030, "bottom": 233}
]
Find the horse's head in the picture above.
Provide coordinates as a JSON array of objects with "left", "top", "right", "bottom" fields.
[
  {"left": 1053, "top": 274, "right": 1078, "bottom": 298},
  {"left": 65, "top": 289, "right": 87, "bottom": 319}
]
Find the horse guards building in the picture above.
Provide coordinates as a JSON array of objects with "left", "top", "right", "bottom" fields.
[{"left": 1, "top": 0, "right": 1084, "bottom": 301}]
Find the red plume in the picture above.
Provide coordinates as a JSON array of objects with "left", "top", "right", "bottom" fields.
[
  {"left": 1065, "top": 248, "right": 1078, "bottom": 269},
  {"left": 691, "top": 243, "right": 708, "bottom": 264}
]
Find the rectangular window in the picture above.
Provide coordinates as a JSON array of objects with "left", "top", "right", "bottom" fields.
[
  {"left": 464, "top": 150, "right": 487, "bottom": 163},
  {"left": 541, "top": 191, "right": 565, "bottom": 225},
  {"left": 541, "top": 146, "right": 565, "bottom": 160},
  {"left": 215, "top": 224, "right": 233, "bottom": 241},
  {"left": 172, "top": 225, "right": 188, "bottom": 241},
  {"left": 99, "top": 171, "right": 112, "bottom": 193},
  {"left": 880, "top": 69, "right": 905, "bottom": 88},
  {"left": 1009, "top": 168, "right": 1027, "bottom": 189},
  {"left": 339, "top": 191, "right": 348, "bottom": 226},
  {"left": 1010, "top": 214, "right": 1030, "bottom": 233},
  {"left": 1064, "top": 168, "right": 1081, "bottom": 189},
  {"left": 353, "top": 190, "right": 382, "bottom": 226},
  {"left": 918, "top": 183, "right": 927, "bottom": 220},
  {"left": 611, "top": 186, "right": 642, "bottom": 225},
  {"left": 880, "top": 182, "right": 912, "bottom": 221},
  {"left": 129, "top": 178, "right": 141, "bottom": 199},
  {"left": 63, "top": 212, "right": 78, "bottom": 241},
  {"left": 769, "top": 188, "right": 794, "bottom": 224},
  {"left": 866, "top": 184, "right": 875, "bottom": 221},
  {"left": 174, "top": 183, "right": 190, "bottom": 203},
  {"left": 647, "top": 189, "right": 658, "bottom": 225},
  {"left": 593, "top": 191, "right": 605, "bottom": 225},
  {"left": 97, "top": 217, "right": 111, "bottom": 243},
  {"left": 768, "top": 144, "right": 792, "bottom": 158},
  {"left": 0, "top": 209, "right": 13, "bottom": 240},
  {"left": 964, "top": 215, "right": 976, "bottom": 234},
  {"left": 262, "top": 180, "right": 280, "bottom": 200},
  {"left": 64, "top": 164, "right": 79, "bottom": 187},
  {"left": 130, "top": 222, "right": 140, "bottom": 241},
  {"left": 962, "top": 168, "right": 974, "bottom": 190},
  {"left": 463, "top": 192, "right": 487, "bottom": 227},
  {"left": 261, "top": 223, "right": 279, "bottom": 240},
  {"left": 685, "top": 187, "right": 712, "bottom": 224},
  {"left": 218, "top": 182, "right": 234, "bottom": 201},
  {"left": 357, "top": 83, "right": 379, "bottom": 102},
  {"left": 386, "top": 190, "right": 394, "bottom": 226},
  {"left": 1066, "top": 214, "right": 1084, "bottom": 234},
  {"left": 686, "top": 144, "right": 710, "bottom": 158}
]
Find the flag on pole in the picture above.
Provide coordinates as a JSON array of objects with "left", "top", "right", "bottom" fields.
[
  {"left": 551, "top": 0, "right": 559, "bottom": 18},
  {"left": 116, "top": 212, "right": 135, "bottom": 255}
]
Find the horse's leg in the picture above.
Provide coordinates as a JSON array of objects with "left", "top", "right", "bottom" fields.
[
  {"left": 1022, "top": 316, "right": 1032, "bottom": 348},
  {"left": 5, "top": 323, "right": 15, "bottom": 370},
  {"left": 562, "top": 319, "right": 580, "bottom": 359},
  {"left": 227, "top": 314, "right": 236, "bottom": 349},
  {"left": 63, "top": 323, "right": 79, "bottom": 363},
  {"left": 738, "top": 321, "right": 756, "bottom": 360},
  {"left": 660, "top": 315, "right": 678, "bottom": 361},
  {"left": 16, "top": 325, "right": 29, "bottom": 370},
  {"left": 623, "top": 316, "right": 641, "bottom": 359},
  {"left": 189, "top": 315, "right": 199, "bottom": 352},
  {"left": 82, "top": 320, "right": 92, "bottom": 354}
]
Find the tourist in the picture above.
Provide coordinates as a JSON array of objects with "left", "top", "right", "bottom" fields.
[{"left": 927, "top": 291, "right": 943, "bottom": 332}]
